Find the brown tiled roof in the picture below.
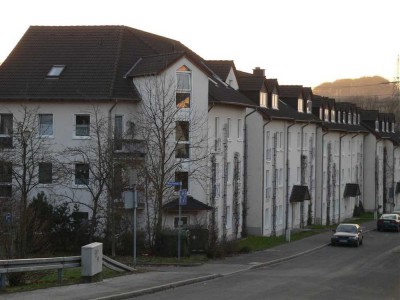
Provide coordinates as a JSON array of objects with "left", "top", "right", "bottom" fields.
[
  {"left": 209, "top": 81, "right": 255, "bottom": 107},
  {"left": 205, "top": 60, "right": 235, "bottom": 81},
  {"left": 236, "top": 70, "right": 265, "bottom": 91},
  {"left": 0, "top": 25, "right": 205, "bottom": 101}
]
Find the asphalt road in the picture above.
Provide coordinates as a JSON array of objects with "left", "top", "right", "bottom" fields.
[{"left": 133, "top": 230, "right": 400, "bottom": 300}]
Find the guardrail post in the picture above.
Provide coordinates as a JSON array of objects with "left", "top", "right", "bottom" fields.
[
  {"left": 57, "top": 268, "right": 63, "bottom": 283},
  {"left": 0, "top": 273, "right": 6, "bottom": 289}
]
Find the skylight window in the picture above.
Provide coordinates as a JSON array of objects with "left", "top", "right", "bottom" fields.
[{"left": 47, "top": 65, "right": 65, "bottom": 78}]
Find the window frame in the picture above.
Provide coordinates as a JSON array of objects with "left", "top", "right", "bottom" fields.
[
  {"left": 38, "top": 113, "right": 54, "bottom": 137},
  {"left": 75, "top": 163, "right": 89, "bottom": 186},
  {"left": 176, "top": 68, "right": 192, "bottom": 108},
  {"left": 74, "top": 114, "right": 90, "bottom": 138}
]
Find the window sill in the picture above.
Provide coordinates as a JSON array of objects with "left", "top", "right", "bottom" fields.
[
  {"left": 39, "top": 135, "right": 54, "bottom": 139},
  {"left": 73, "top": 136, "right": 91, "bottom": 140},
  {"left": 237, "top": 138, "right": 244, "bottom": 142},
  {"left": 72, "top": 184, "right": 89, "bottom": 189}
]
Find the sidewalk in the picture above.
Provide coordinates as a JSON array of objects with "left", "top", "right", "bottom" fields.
[{"left": 2, "top": 221, "right": 376, "bottom": 300}]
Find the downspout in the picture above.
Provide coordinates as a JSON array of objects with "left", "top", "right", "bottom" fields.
[
  {"left": 375, "top": 138, "right": 382, "bottom": 219},
  {"left": 321, "top": 130, "right": 329, "bottom": 225},
  {"left": 300, "top": 122, "right": 310, "bottom": 228},
  {"left": 243, "top": 108, "right": 257, "bottom": 237},
  {"left": 313, "top": 125, "right": 322, "bottom": 224},
  {"left": 108, "top": 99, "right": 118, "bottom": 257},
  {"left": 285, "top": 120, "right": 296, "bottom": 241},
  {"left": 393, "top": 145, "right": 398, "bottom": 211},
  {"left": 262, "top": 119, "right": 271, "bottom": 235},
  {"left": 338, "top": 133, "right": 347, "bottom": 223}
]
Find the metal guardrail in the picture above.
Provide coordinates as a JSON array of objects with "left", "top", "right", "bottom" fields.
[
  {"left": 0, "top": 256, "right": 81, "bottom": 288},
  {"left": 0, "top": 255, "right": 135, "bottom": 289}
]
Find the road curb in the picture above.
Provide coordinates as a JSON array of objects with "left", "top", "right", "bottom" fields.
[{"left": 91, "top": 274, "right": 222, "bottom": 300}]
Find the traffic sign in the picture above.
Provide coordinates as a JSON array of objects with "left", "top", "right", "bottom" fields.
[
  {"left": 166, "top": 181, "right": 182, "bottom": 187},
  {"left": 5, "top": 212, "right": 12, "bottom": 224},
  {"left": 179, "top": 189, "right": 187, "bottom": 205}
]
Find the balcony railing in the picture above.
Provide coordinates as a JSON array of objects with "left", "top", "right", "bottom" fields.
[{"left": 114, "top": 139, "right": 145, "bottom": 158}]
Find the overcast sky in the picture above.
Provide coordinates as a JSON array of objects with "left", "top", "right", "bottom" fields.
[{"left": 1, "top": 0, "right": 399, "bottom": 87}]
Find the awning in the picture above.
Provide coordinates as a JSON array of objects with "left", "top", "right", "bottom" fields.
[
  {"left": 343, "top": 183, "right": 361, "bottom": 198},
  {"left": 395, "top": 182, "right": 400, "bottom": 194},
  {"left": 162, "top": 196, "right": 213, "bottom": 212},
  {"left": 289, "top": 185, "right": 311, "bottom": 203}
]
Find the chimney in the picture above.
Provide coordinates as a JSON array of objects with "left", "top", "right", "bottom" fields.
[{"left": 253, "top": 67, "right": 265, "bottom": 77}]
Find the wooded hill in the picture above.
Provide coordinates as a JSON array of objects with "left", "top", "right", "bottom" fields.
[{"left": 313, "top": 76, "right": 394, "bottom": 101}]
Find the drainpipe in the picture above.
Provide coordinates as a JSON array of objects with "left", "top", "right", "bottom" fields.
[
  {"left": 313, "top": 125, "right": 322, "bottom": 224},
  {"left": 285, "top": 120, "right": 296, "bottom": 242},
  {"left": 108, "top": 99, "right": 118, "bottom": 257},
  {"left": 393, "top": 145, "right": 398, "bottom": 211},
  {"left": 243, "top": 108, "right": 257, "bottom": 237},
  {"left": 321, "top": 130, "right": 329, "bottom": 225},
  {"left": 262, "top": 119, "right": 271, "bottom": 235},
  {"left": 338, "top": 133, "right": 347, "bottom": 223},
  {"left": 375, "top": 138, "right": 382, "bottom": 219},
  {"left": 300, "top": 122, "right": 310, "bottom": 228}
]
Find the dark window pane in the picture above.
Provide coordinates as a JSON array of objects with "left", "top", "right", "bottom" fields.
[
  {"left": 175, "top": 171, "right": 188, "bottom": 191},
  {"left": 39, "top": 162, "right": 52, "bottom": 184},
  {"left": 175, "top": 143, "right": 189, "bottom": 158},
  {"left": 75, "top": 163, "right": 89, "bottom": 185},
  {"left": 76, "top": 115, "right": 90, "bottom": 136},
  {"left": 176, "top": 121, "right": 189, "bottom": 141},
  {"left": 39, "top": 114, "right": 53, "bottom": 136},
  {"left": 0, "top": 114, "right": 13, "bottom": 135},
  {"left": 0, "top": 185, "right": 12, "bottom": 197},
  {"left": 0, "top": 162, "right": 12, "bottom": 183},
  {"left": 114, "top": 116, "right": 123, "bottom": 150},
  {"left": 176, "top": 93, "right": 190, "bottom": 108}
]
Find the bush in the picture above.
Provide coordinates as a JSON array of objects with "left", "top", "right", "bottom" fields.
[{"left": 353, "top": 201, "right": 365, "bottom": 217}]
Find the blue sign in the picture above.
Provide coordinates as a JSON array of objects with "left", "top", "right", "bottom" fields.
[
  {"left": 5, "top": 212, "right": 12, "bottom": 224},
  {"left": 179, "top": 189, "right": 187, "bottom": 205},
  {"left": 166, "top": 181, "right": 182, "bottom": 187}
]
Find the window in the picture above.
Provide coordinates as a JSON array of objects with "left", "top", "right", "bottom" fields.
[
  {"left": 392, "top": 122, "right": 395, "bottom": 133},
  {"left": 338, "top": 111, "right": 341, "bottom": 123},
  {"left": 39, "top": 114, "right": 53, "bottom": 136},
  {"left": 226, "top": 205, "right": 232, "bottom": 229},
  {"left": 226, "top": 162, "right": 231, "bottom": 184},
  {"left": 174, "top": 216, "right": 188, "bottom": 228},
  {"left": 265, "top": 131, "right": 271, "bottom": 161},
  {"left": 343, "top": 112, "right": 346, "bottom": 124},
  {"left": 215, "top": 117, "right": 220, "bottom": 138},
  {"left": 75, "top": 163, "right": 89, "bottom": 185},
  {"left": 331, "top": 110, "right": 335, "bottom": 123},
  {"left": 47, "top": 65, "right": 65, "bottom": 78},
  {"left": 278, "top": 168, "right": 283, "bottom": 186},
  {"left": 272, "top": 94, "right": 278, "bottom": 109},
  {"left": 0, "top": 114, "right": 13, "bottom": 148},
  {"left": 175, "top": 171, "right": 188, "bottom": 191},
  {"left": 375, "top": 119, "right": 379, "bottom": 131},
  {"left": 264, "top": 208, "right": 270, "bottom": 229},
  {"left": 348, "top": 113, "right": 352, "bottom": 124},
  {"left": 278, "top": 205, "right": 283, "bottom": 225},
  {"left": 114, "top": 116, "right": 123, "bottom": 151},
  {"left": 237, "top": 119, "right": 242, "bottom": 139},
  {"left": 0, "top": 161, "right": 12, "bottom": 197},
  {"left": 176, "top": 121, "right": 190, "bottom": 158},
  {"left": 75, "top": 115, "right": 90, "bottom": 137},
  {"left": 176, "top": 121, "right": 189, "bottom": 142},
  {"left": 297, "top": 98, "right": 303, "bottom": 112},
  {"left": 39, "top": 162, "right": 52, "bottom": 184},
  {"left": 176, "top": 66, "right": 191, "bottom": 108},
  {"left": 226, "top": 118, "right": 231, "bottom": 138},
  {"left": 306, "top": 100, "right": 312, "bottom": 114},
  {"left": 176, "top": 143, "right": 189, "bottom": 159},
  {"left": 319, "top": 107, "right": 323, "bottom": 120},
  {"left": 265, "top": 170, "right": 270, "bottom": 199},
  {"left": 381, "top": 121, "right": 384, "bottom": 131},
  {"left": 324, "top": 108, "right": 329, "bottom": 121},
  {"left": 260, "top": 92, "right": 267, "bottom": 107}
]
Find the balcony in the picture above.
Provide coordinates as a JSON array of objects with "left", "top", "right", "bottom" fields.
[{"left": 114, "top": 139, "right": 146, "bottom": 158}]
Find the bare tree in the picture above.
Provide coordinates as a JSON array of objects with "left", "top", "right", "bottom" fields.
[
  {"left": 134, "top": 74, "right": 209, "bottom": 249},
  {"left": 61, "top": 106, "right": 115, "bottom": 242},
  {"left": 0, "top": 105, "right": 58, "bottom": 257}
]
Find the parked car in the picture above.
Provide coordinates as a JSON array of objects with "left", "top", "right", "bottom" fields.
[
  {"left": 331, "top": 223, "right": 363, "bottom": 247},
  {"left": 377, "top": 214, "right": 400, "bottom": 232}
]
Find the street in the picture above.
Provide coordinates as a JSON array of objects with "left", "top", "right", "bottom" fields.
[{"left": 134, "top": 230, "right": 400, "bottom": 300}]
